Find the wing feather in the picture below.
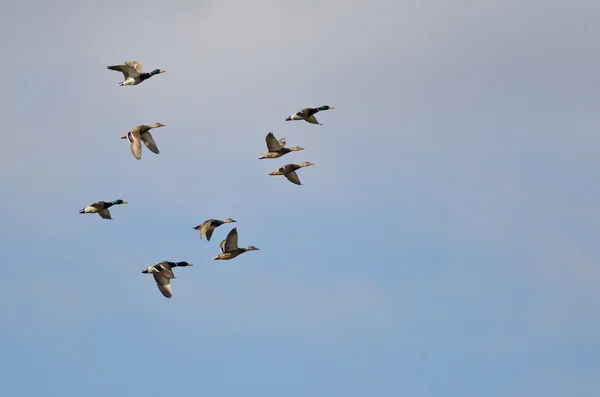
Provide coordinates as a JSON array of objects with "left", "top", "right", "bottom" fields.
[
  {"left": 205, "top": 227, "right": 215, "bottom": 242},
  {"left": 265, "top": 132, "right": 283, "bottom": 152},
  {"left": 223, "top": 228, "right": 239, "bottom": 252},
  {"left": 153, "top": 273, "right": 172, "bottom": 298},
  {"left": 155, "top": 262, "right": 175, "bottom": 279},
  {"left": 284, "top": 170, "right": 302, "bottom": 185},
  {"left": 98, "top": 209, "right": 113, "bottom": 219},
  {"left": 305, "top": 115, "right": 320, "bottom": 125},
  {"left": 107, "top": 64, "right": 139, "bottom": 79},
  {"left": 125, "top": 60, "right": 143, "bottom": 74},
  {"left": 141, "top": 132, "right": 160, "bottom": 154},
  {"left": 127, "top": 130, "right": 142, "bottom": 160},
  {"left": 88, "top": 201, "right": 106, "bottom": 211}
]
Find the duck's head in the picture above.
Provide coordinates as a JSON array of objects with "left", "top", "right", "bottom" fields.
[
  {"left": 318, "top": 105, "right": 334, "bottom": 111},
  {"left": 246, "top": 246, "right": 260, "bottom": 251},
  {"left": 223, "top": 218, "right": 236, "bottom": 223},
  {"left": 112, "top": 199, "right": 128, "bottom": 205},
  {"left": 299, "top": 161, "right": 315, "bottom": 168},
  {"left": 150, "top": 69, "right": 166, "bottom": 75},
  {"left": 150, "top": 122, "right": 165, "bottom": 128},
  {"left": 289, "top": 146, "right": 304, "bottom": 152},
  {"left": 175, "top": 261, "right": 193, "bottom": 267}
]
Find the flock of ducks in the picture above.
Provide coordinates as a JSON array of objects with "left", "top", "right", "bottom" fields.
[{"left": 78, "top": 60, "right": 334, "bottom": 298}]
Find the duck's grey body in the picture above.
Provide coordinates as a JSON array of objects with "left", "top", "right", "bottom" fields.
[
  {"left": 120, "top": 123, "right": 165, "bottom": 160},
  {"left": 285, "top": 105, "right": 334, "bottom": 125},
  {"left": 79, "top": 199, "right": 128, "bottom": 219},
  {"left": 142, "top": 261, "right": 193, "bottom": 298},
  {"left": 193, "top": 218, "right": 236, "bottom": 241},
  {"left": 259, "top": 132, "right": 304, "bottom": 159},
  {"left": 107, "top": 61, "right": 165, "bottom": 86},
  {"left": 268, "top": 162, "right": 315, "bottom": 185},
  {"left": 213, "top": 228, "right": 259, "bottom": 260}
]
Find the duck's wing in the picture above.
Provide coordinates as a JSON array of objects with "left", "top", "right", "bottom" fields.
[
  {"left": 154, "top": 262, "right": 175, "bottom": 279},
  {"left": 223, "top": 227, "right": 239, "bottom": 252},
  {"left": 88, "top": 201, "right": 107, "bottom": 210},
  {"left": 304, "top": 115, "right": 321, "bottom": 125},
  {"left": 278, "top": 164, "right": 295, "bottom": 173},
  {"left": 98, "top": 209, "right": 113, "bottom": 219},
  {"left": 219, "top": 239, "right": 227, "bottom": 253},
  {"left": 265, "top": 132, "right": 283, "bottom": 152},
  {"left": 296, "top": 108, "right": 310, "bottom": 118},
  {"left": 152, "top": 273, "right": 173, "bottom": 298},
  {"left": 198, "top": 220, "right": 215, "bottom": 240},
  {"left": 107, "top": 64, "right": 140, "bottom": 79},
  {"left": 278, "top": 138, "right": 286, "bottom": 148},
  {"left": 205, "top": 227, "right": 215, "bottom": 242},
  {"left": 284, "top": 170, "right": 302, "bottom": 185},
  {"left": 124, "top": 60, "right": 143, "bottom": 74},
  {"left": 141, "top": 132, "right": 160, "bottom": 155},
  {"left": 128, "top": 130, "right": 142, "bottom": 160}
]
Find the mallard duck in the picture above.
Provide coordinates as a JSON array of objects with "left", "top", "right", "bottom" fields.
[
  {"left": 268, "top": 162, "right": 315, "bottom": 185},
  {"left": 213, "top": 228, "right": 259, "bottom": 260},
  {"left": 142, "top": 261, "right": 193, "bottom": 299},
  {"left": 79, "top": 199, "right": 128, "bottom": 219},
  {"left": 193, "top": 218, "right": 236, "bottom": 241},
  {"left": 285, "top": 105, "right": 334, "bottom": 125},
  {"left": 107, "top": 61, "right": 165, "bottom": 86},
  {"left": 120, "top": 123, "right": 165, "bottom": 160},
  {"left": 258, "top": 132, "right": 304, "bottom": 159}
]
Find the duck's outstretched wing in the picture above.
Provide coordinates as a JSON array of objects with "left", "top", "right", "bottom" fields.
[
  {"left": 153, "top": 273, "right": 173, "bottom": 298},
  {"left": 304, "top": 115, "right": 320, "bottom": 125},
  {"left": 126, "top": 130, "right": 143, "bottom": 160},
  {"left": 284, "top": 170, "right": 302, "bottom": 185},
  {"left": 154, "top": 262, "right": 175, "bottom": 279},
  {"left": 107, "top": 64, "right": 140, "bottom": 79},
  {"left": 98, "top": 209, "right": 112, "bottom": 219},
  {"left": 296, "top": 108, "right": 311, "bottom": 118},
  {"left": 205, "top": 226, "right": 215, "bottom": 242},
  {"left": 265, "top": 132, "right": 283, "bottom": 152},
  {"left": 223, "top": 227, "right": 239, "bottom": 252},
  {"left": 124, "top": 60, "right": 143, "bottom": 74},
  {"left": 141, "top": 132, "right": 160, "bottom": 155},
  {"left": 88, "top": 201, "right": 107, "bottom": 210}
]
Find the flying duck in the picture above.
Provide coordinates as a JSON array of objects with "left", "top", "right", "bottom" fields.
[
  {"left": 268, "top": 162, "right": 315, "bottom": 185},
  {"left": 79, "top": 199, "right": 128, "bottom": 219},
  {"left": 120, "top": 123, "right": 165, "bottom": 160},
  {"left": 213, "top": 228, "right": 259, "bottom": 260},
  {"left": 193, "top": 218, "right": 237, "bottom": 241},
  {"left": 285, "top": 105, "right": 334, "bottom": 125},
  {"left": 142, "top": 261, "right": 193, "bottom": 299},
  {"left": 107, "top": 61, "right": 165, "bottom": 86},
  {"left": 259, "top": 132, "right": 304, "bottom": 159}
]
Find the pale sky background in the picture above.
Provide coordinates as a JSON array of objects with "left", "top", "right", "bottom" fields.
[{"left": 1, "top": 0, "right": 599, "bottom": 396}]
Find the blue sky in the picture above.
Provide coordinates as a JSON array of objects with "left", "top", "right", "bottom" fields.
[{"left": 1, "top": 0, "right": 599, "bottom": 396}]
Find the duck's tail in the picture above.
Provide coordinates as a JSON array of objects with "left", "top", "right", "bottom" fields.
[{"left": 79, "top": 209, "right": 85, "bottom": 214}]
